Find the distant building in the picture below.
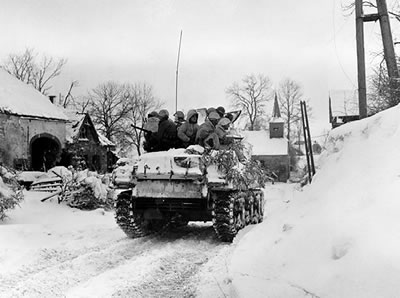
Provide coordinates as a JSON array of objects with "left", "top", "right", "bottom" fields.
[
  {"left": 0, "top": 69, "right": 68, "bottom": 170},
  {"left": 241, "top": 95, "right": 289, "bottom": 182},
  {"left": 64, "top": 112, "right": 117, "bottom": 173},
  {"left": 329, "top": 90, "right": 360, "bottom": 129}
]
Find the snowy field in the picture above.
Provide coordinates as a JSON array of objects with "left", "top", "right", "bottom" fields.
[{"left": 1, "top": 104, "right": 400, "bottom": 297}]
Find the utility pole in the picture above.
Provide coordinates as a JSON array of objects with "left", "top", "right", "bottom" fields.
[
  {"left": 355, "top": 0, "right": 399, "bottom": 119},
  {"left": 376, "top": 0, "right": 399, "bottom": 79},
  {"left": 175, "top": 30, "right": 183, "bottom": 113},
  {"left": 355, "top": 0, "right": 368, "bottom": 119}
]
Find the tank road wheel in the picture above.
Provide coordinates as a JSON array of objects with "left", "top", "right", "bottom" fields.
[
  {"left": 253, "top": 190, "right": 265, "bottom": 223},
  {"left": 211, "top": 191, "right": 246, "bottom": 242},
  {"left": 115, "top": 191, "right": 150, "bottom": 238},
  {"left": 245, "top": 193, "right": 255, "bottom": 224},
  {"left": 234, "top": 192, "right": 246, "bottom": 230}
]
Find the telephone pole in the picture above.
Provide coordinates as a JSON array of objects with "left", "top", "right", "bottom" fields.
[
  {"left": 355, "top": 0, "right": 368, "bottom": 119},
  {"left": 355, "top": 0, "right": 399, "bottom": 119}
]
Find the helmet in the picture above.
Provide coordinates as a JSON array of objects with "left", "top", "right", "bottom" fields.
[
  {"left": 208, "top": 111, "right": 220, "bottom": 120},
  {"left": 148, "top": 111, "right": 159, "bottom": 118},
  {"left": 206, "top": 107, "right": 216, "bottom": 115},
  {"left": 216, "top": 106, "right": 225, "bottom": 117},
  {"left": 218, "top": 117, "right": 230, "bottom": 126},
  {"left": 158, "top": 109, "right": 169, "bottom": 118},
  {"left": 173, "top": 111, "right": 185, "bottom": 120}
]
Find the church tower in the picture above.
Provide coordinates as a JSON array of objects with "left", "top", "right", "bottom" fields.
[{"left": 269, "top": 93, "right": 284, "bottom": 138}]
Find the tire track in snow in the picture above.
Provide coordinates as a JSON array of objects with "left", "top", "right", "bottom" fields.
[
  {"left": 1, "top": 236, "right": 164, "bottom": 297},
  {"left": 1, "top": 224, "right": 226, "bottom": 297}
]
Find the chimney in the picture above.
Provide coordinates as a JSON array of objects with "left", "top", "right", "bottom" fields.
[{"left": 48, "top": 95, "right": 56, "bottom": 104}]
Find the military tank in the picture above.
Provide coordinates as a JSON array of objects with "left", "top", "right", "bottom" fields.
[{"left": 114, "top": 143, "right": 266, "bottom": 242}]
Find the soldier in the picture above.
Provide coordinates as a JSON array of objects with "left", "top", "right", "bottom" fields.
[
  {"left": 156, "top": 109, "right": 177, "bottom": 151},
  {"left": 196, "top": 111, "right": 220, "bottom": 149},
  {"left": 177, "top": 109, "right": 199, "bottom": 148},
  {"left": 206, "top": 107, "right": 216, "bottom": 117},
  {"left": 143, "top": 111, "right": 160, "bottom": 152},
  {"left": 215, "top": 117, "right": 231, "bottom": 146},
  {"left": 173, "top": 111, "right": 185, "bottom": 128}
]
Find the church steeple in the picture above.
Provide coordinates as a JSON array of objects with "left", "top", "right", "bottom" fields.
[
  {"left": 269, "top": 93, "right": 284, "bottom": 138},
  {"left": 273, "top": 93, "right": 281, "bottom": 118}
]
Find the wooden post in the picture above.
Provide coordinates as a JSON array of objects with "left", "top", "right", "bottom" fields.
[
  {"left": 376, "top": 0, "right": 399, "bottom": 79},
  {"left": 355, "top": 0, "right": 368, "bottom": 119}
]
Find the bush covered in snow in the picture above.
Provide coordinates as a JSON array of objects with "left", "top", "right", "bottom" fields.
[
  {"left": 63, "top": 172, "right": 114, "bottom": 211},
  {"left": 0, "top": 166, "right": 24, "bottom": 221}
]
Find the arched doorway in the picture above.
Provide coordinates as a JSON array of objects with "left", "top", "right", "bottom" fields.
[{"left": 30, "top": 134, "right": 61, "bottom": 171}]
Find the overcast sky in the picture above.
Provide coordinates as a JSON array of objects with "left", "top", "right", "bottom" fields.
[{"left": 0, "top": 0, "right": 398, "bottom": 133}]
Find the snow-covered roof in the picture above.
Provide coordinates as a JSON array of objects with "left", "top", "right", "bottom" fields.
[
  {"left": 65, "top": 111, "right": 114, "bottom": 147},
  {"left": 98, "top": 132, "right": 115, "bottom": 147},
  {"left": 0, "top": 68, "right": 68, "bottom": 120},
  {"left": 241, "top": 130, "right": 288, "bottom": 156}
]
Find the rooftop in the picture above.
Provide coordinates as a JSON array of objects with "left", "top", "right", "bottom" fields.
[
  {"left": 241, "top": 130, "right": 288, "bottom": 156},
  {"left": 0, "top": 68, "right": 68, "bottom": 120}
]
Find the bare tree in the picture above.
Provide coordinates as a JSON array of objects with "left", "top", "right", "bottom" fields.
[
  {"left": 32, "top": 55, "right": 67, "bottom": 94},
  {"left": 119, "top": 83, "right": 163, "bottom": 156},
  {"left": 226, "top": 74, "right": 272, "bottom": 131},
  {"left": 88, "top": 82, "right": 132, "bottom": 141},
  {"left": 2, "top": 48, "right": 35, "bottom": 83},
  {"left": 70, "top": 96, "right": 91, "bottom": 114},
  {"left": 368, "top": 56, "right": 400, "bottom": 115},
  {"left": 2, "top": 48, "right": 67, "bottom": 95},
  {"left": 60, "top": 80, "right": 79, "bottom": 108},
  {"left": 278, "top": 78, "right": 309, "bottom": 144}
]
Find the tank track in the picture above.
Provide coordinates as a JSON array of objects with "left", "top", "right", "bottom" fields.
[
  {"left": 211, "top": 189, "right": 264, "bottom": 242},
  {"left": 115, "top": 190, "right": 150, "bottom": 238}
]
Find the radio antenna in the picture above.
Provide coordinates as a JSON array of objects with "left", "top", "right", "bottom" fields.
[{"left": 175, "top": 30, "right": 183, "bottom": 112}]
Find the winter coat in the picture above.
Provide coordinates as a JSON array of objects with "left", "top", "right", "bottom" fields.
[
  {"left": 195, "top": 120, "right": 220, "bottom": 149},
  {"left": 156, "top": 117, "right": 177, "bottom": 151},
  {"left": 178, "top": 110, "right": 199, "bottom": 147}
]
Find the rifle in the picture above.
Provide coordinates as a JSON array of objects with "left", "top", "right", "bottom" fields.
[{"left": 131, "top": 124, "right": 151, "bottom": 134}]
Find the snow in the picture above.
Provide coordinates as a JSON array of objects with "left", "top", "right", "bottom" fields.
[
  {"left": 2, "top": 103, "right": 400, "bottom": 296},
  {"left": 136, "top": 148, "right": 203, "bottom": 176},
  {"left": 227, "top": 104, "right": 400, "bottom": 297},
  {"left": 0, "top": 192, "right": 230, "bottom": 296},
  {"left": 0, "top": 68, "right": 68, "bottom": 120},
  {"left": 241, "top": 130, "right": 288, "bottom": 155}
]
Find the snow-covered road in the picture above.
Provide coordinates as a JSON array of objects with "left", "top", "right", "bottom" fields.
[{"left": 0, "top": 191, "right": 238, "bottom": 298}]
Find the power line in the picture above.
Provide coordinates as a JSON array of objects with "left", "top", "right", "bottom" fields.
[{"left": 332, "top": 0, "right": 357, "bottom": 89}]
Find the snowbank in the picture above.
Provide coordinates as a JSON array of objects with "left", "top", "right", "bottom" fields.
[{"left": 229, "top": 104, "right": 400, "bottom": 297}]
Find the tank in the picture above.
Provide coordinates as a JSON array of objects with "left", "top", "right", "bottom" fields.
[{"left": 113, "top": 143, "right": 266, "bottom": 242}]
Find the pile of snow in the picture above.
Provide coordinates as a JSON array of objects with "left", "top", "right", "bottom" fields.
[{"left": 228, "top": 104, "right": 400, "bottom": 297}]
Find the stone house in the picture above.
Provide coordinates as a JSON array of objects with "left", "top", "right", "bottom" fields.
[
  {"left": 0, "top": 69, "right": 68, "bottom": 170},
  {"left": 241, "top": 96, "right": 289, "bottom": 182}
]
